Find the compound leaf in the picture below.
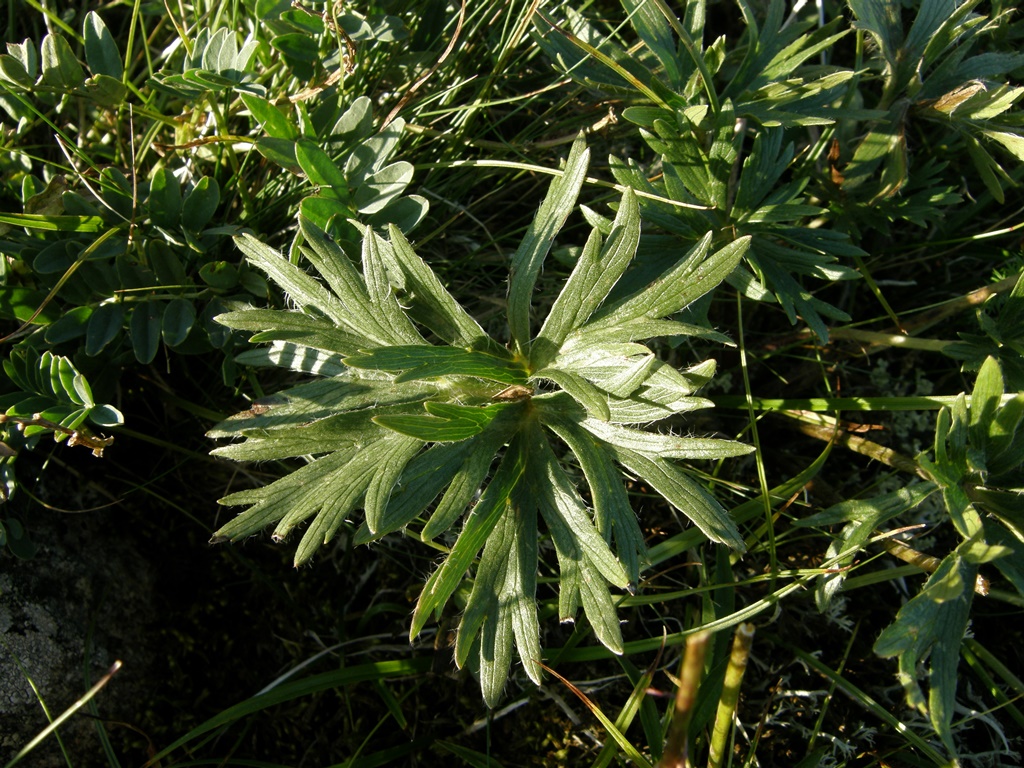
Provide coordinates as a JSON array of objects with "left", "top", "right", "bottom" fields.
[
  {"left": 214, "top": 138, "right": 746, "bottom": 706},
  {"left": 873, "top": 547, "right": 975, "bottom": 756}
]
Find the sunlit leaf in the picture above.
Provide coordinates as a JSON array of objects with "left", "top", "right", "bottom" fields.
[
  {"left": 508, "top": 133, "right": 590, "bottom": 349},
  {"left": 213, "top": 137, "right": 746, "bottom": 705}
]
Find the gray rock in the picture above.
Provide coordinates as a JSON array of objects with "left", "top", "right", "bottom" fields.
[{"left": 1, "top": 506, "right": 155, "bottom": 767}]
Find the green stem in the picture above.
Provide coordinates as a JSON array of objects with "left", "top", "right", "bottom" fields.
[
  {"left": 828, "top": 327, "right": 954, "bottom": 351},
  {"left": 737, "top": 292, "right": 777, "bottom": 581},
  {"left": 0, "top": 227, "right": 124, "bottom": 344},
  {"left": 420, "top": 158, "right": 709, "bottom": 210},
  {"left": 123, "top": 0, "right": 143, "bottom": 86},
  {"left": 23, "top": 0, "right": 80, "bottom": 39},
  {"left": 535, "top": 10, "right": 671, "bottom": 110},
  {"left": 204, "top": 95, "right": 255, "bottom": 218},
  {"left": 707, "top": 623, "right": 756, "bottom": 768},
  {"left": 3, "top": 662, "right": 122, "bottom": 768},
  {"left": 853, "top": 250, "right": 904, "bottom": 329},
  {"left": 708, "top": 394, "right": 1016, "bottom": 411}
]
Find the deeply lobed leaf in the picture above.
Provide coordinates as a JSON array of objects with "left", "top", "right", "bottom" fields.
[{"left": 212, "top": 137, "right": 748, "bottom": 704}]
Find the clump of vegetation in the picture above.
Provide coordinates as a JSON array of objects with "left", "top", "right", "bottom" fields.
[
  {"left": 1, "top": 0, "right": 1022, "bottom": 766},
  {"left": 207, "top": 139, "right": 753, "bottom": 706}
]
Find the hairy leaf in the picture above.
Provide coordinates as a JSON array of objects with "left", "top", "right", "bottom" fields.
[{"left": 213, "top": 140, "right": 746, "bottom": 705}]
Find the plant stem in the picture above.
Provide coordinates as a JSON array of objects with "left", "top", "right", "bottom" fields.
[
  {"left": 708, "top": 394, "right": 1017, "bottom": 411},
  {"left": 3, "top": 661, "right": 122, "bottom": 768},
  {"left": 779, "top": 410, "right": 926, "bottom": 477},
  {"left": 707, "top": 623, "right": 756, "bottom": 768},
  {"left": 827, "top": 327, "right": 954, "bottom": 351},
  {"left": 659, "top": 630, "right": 709, "bottom": 768}
]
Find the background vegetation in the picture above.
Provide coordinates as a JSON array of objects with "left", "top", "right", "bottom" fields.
[{"left": 1, "top": 0, "right": 1022, "bottom": 766}]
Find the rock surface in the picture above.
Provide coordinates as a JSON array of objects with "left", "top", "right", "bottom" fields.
[{"left": 1, "top": 506, "right": 155, "bottom": 767}]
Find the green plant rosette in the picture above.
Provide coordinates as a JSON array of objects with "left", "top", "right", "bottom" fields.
[{"left": 209, "top": 135, "right": 753, "bottom": 705}]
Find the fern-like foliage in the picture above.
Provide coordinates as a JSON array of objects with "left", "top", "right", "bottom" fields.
[
  {"left": 0, "top": 348, "right": 122, "bottom": 502},
  {"left": 209, "top": 135, "right": 753, "bottom": 705}
]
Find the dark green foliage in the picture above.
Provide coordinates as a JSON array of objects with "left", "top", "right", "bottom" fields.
[
  {"left": 535, "top": 0, "right": 866, "bottom": 340},
  {"left": 947, "top": 271, "right": 1024, "bottom": 389},
  {"left": 0, "top": 0, "right": 1022, "bottom": 763},
  {"left": 0, "top": 6, "right": 427, "bottom": 510},
  {"left": 799, "top": 356, "right": 1024, "bottom": 755},
  {"left": 534, "top": 0, "right": 1024, "bottom": 345}
]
